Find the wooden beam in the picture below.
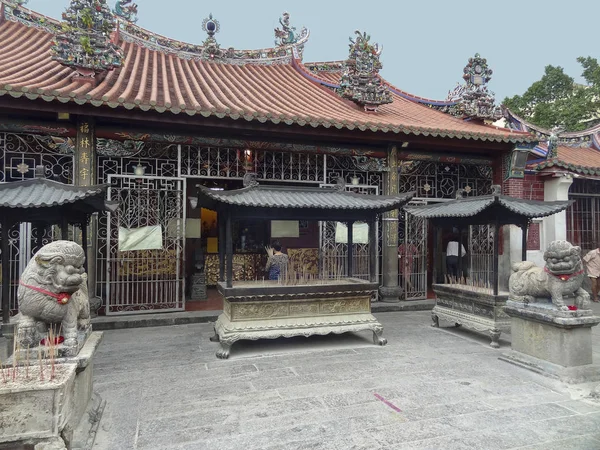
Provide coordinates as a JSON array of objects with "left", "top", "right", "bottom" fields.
[
  {"left": 369, "top": 219, "right": 377, "bottom": 282},
  {"left": 347, "top": 221, "right": 354, "bottom": 278},
  {"left": 218, "top": 213, "right": 225, "bottom": 282},
  {"left": 521, "top": 222, "right": 528, "bottom": 262},
  {"left": 493, "top": 221, "right": 500, "bottom": 296},
  {"left": 1, "top": 219, "right": 12, "bottom": 324},
  {"left": 226, "top": 213, "right": 233, "bottom": 288},
  {"left": 81, "top": 219, "right": 88, "bottom": 273}
]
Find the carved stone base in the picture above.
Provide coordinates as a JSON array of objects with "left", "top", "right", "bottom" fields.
[
  {"left": 212, "top": 311, "right": 385, "bottom": 359},
  {"left": 432, "top": 284, "right": 510, "bottom": 348},
  {"left": 213, "top": 280, "right": 386, "bottom": 358},
  {"left": 13, "top": 323, "right": 92, "bottom": 359},
  {"left": 504, "top": 300, "right": 600, "bottom": 367},
  {"left": 432, "top": 305, "right": 510, "bottom": 348},
  {"left": 378, "top": 285, "right": 402, "bottom": 303},
  {"left": 500, "top": 350, "right": 600, "bottom": 384}
]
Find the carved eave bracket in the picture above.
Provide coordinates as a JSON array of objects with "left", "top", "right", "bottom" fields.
[
  {"left": 337, "top": 30, "right": 393, "bottom": 112},
  {"left": 51, "top": 0, "right": 123, "bottom": 86}
]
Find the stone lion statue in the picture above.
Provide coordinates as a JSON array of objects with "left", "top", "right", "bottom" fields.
[
  {"left": 509, "top": 240, "right": 589, "bottom": 311},
  {"left": 17, "top": 241, "right": 91, "bottom": 356}
]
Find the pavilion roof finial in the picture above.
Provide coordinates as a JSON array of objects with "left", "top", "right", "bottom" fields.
[
  {"left": 445, "top": 53, "right": 501, "bottom": 121},
  {"left": 201, "top": 13, "right": 223, "bottom": 60},
  {"left": 51, "top": 0, "right": 123, "bottom": 85},
  {"left": 337, "top": 31, "right": 392, "bottom": 112},
  {"left": 113, "top": 0, "right": 138, "bottom": 23}
]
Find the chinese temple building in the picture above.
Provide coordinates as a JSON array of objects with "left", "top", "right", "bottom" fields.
[
  {"left": 505, "top": 109, "right": 600, "bottom": 268},
  {"left": 0, "top": 0, "right": 536, "bottom": 318}
]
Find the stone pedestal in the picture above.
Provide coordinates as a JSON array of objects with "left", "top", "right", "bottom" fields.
[
  {"left": 189, "top": 273, "right": 207, "bottom": 300},
  {"left": 501, "top": 300, "right": 600, "bottom": 383},
  {"left": 0, "top": 332, "right": 104, "bottom": 448}
]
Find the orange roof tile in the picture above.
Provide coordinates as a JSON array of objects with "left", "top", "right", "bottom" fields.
[{"left": 0, "top": 10, "right": 535, "bottom": 144}]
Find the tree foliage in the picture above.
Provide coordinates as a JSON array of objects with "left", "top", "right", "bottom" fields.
[{"left": 502, "top": 58, "right": 600, "bottom": 132}]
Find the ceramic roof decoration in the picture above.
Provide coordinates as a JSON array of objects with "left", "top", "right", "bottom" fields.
[
  {"left": 274, "top": 12, "right": 307, "bottom": 49},
  {"left": 50, "top": 0, "right": 123, "bottom": 84},
  {"left": 113, "top": 0, "right": 137, "bottom": 23},
  {"left": 444, "top": 54, "right": 502, "bottom": 121},
  {"left": 338, "top": 31, "right": 393, "bottom": 112},
  {"left": 0, "top": 0, "right": 536, "bottom": 144}
]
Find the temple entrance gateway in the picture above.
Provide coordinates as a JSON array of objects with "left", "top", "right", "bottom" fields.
[{"left": 104, "top": 175, "right": 186, "bottom": 314}]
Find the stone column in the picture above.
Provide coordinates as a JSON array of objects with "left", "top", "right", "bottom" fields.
[
  {"left": 74, "top": 118, "right": 100, "bottom": 313},
  {"left": 379, "top": 145, "right": 402, "bottom": 302},
  {"left": 543, "top": 175, "right": 573, "bottom": 247}
]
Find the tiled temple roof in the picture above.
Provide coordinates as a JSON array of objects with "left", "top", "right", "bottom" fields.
[
  {"left": 197, "top": 183, "right": 415, "bottom": 212},
  {"left": 0, "top": 2, "right": 535, "bottom": 144},
  {"left": 529, "top": 144, "right": 600, "bottom": 176},
  {"left": 505, "top": 109, "right": 600, "bottom": 173},
  {"left": 0, "top": 177, "right": 107, "bottom": 209},
  {"left": 404, "top": 191, "right": 572, "bottom": 222}
]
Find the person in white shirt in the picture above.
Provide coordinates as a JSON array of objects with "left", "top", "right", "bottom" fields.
[{"left": 446, "top": 234, "right": 467, "bottom": 279}]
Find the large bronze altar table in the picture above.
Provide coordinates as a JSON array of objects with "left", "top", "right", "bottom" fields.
[{"left": 212, "top": 279, "right": 384, "bottom": 358}]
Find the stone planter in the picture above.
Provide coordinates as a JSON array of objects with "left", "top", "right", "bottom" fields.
[
  {"left": 431, "top": 283, "right": 511, "bottom": 348},
  {"left": 0, "top": 363, "right": 76, "bottom": 447},
  {"left": 0, "top": 331, "right": 104, "bottom": 449}
]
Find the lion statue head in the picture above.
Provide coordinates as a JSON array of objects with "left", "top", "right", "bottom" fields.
[{"left": 543, "top": 240, "right": 583, "bottom": 276}]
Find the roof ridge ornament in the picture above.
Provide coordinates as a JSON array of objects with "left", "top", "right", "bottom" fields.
[
  {"left": 492, "top": 185, "right": 502, "bottom": 196},
  {"left": 201, "top": 13, "right": 223, "bottom": 60},
  {"left": 334, "top": 177, "right": 346, "bottom": 191},
  {"left": 445, "top": 53, "right": 501, "bottom": 121},
  {"left": 337, "top": 30, "right": 393, "bottom": 112},
  {"left": 547, "top": 126, "right": 563, "bottom": 159},
  {"left": 51, "top": 0, "right": 123, "bottom": 85},
  {"left": 243, "top": 173, "right": 259, "bottom": 188},
  {"left": 113, "top": 0, "right": 138, "bottom": 23}
]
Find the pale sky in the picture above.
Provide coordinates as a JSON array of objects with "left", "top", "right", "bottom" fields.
[{"left": 25, "top": 0, "right": 600, "bottom": 102}]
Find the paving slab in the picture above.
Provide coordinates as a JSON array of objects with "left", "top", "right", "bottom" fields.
[{"left": 49, "top": 310, "right": 600, "bottom": 449}]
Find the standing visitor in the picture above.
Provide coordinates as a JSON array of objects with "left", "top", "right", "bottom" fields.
[
  {"left": 583, "top": 247, "right": 600, "bottom": 302},
  {"left": 446, "top": 233, "right": 466, "bottom": 279},
  {"left": 265, "top": 241, "right": 289, "bottom": 281}
]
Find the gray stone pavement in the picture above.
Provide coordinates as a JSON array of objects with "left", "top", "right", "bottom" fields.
[{"left": 90, "top": 309, "right": 600, "bottom": 450}]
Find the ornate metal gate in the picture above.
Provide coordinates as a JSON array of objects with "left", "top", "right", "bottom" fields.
[
  {"left": 104, "top": 175, "right": 186, "bottom": 314},
  {"left": 399, "top": 202, "right": 428, "bottom": 300},
  {"left": 319, "top": 184, "right": 378, "bottom": 281}
]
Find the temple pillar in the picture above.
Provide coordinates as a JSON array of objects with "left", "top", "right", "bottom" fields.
[
  {"left": 379, "top": 145, "right": 402, "bottom": 302},
  {"left": 74, "top": 118, "right": 100, "bottom": 313},
  {"left": 543, "top": 175, "right": 573, "bottom": 247}
]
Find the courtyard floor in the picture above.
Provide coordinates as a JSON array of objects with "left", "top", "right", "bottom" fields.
[{"left": 91, "top": 307, "right": 600, "bottom": 450}]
